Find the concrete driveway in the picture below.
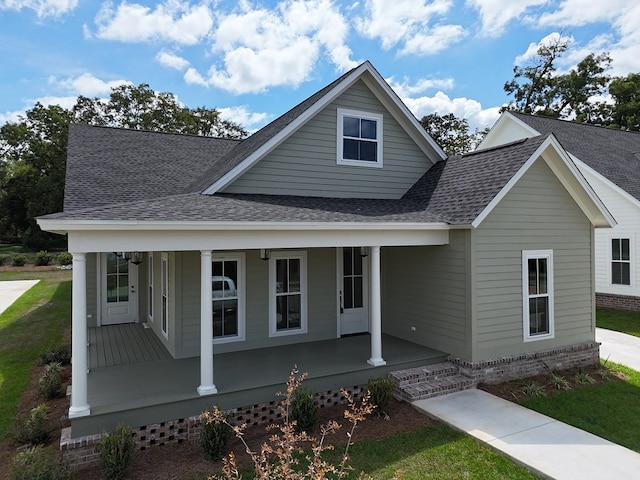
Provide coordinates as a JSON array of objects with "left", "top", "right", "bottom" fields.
[
  {"left": 0, "top": 280, "right": 39, "bottom": 315},
  {"left": 597, "top": 327, "right": 640, "bottom": 371}
]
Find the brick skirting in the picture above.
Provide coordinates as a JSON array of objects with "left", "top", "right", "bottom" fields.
[
  {"left": 449, "top": 341, "right": 600, "bottom": 385},
  {"left": 60, "top": 385, "right": 364, "bottom": 469},
  {"left": 596, "top": 293, "right": 640, "bottom": 312}
]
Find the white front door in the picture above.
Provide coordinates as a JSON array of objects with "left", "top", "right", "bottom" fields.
[
  {"left": 339, "top": 247, "right": 369, "bottom": 335},
  {"left": 101, "top": 252, "right": 138, "bottom": 325}
]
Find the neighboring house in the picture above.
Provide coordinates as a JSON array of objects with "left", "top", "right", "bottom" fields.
[
  {"left": 481, "top": 112, "right": 640, "bottom": 311},
  {"left": 38, "top": 62, "right": 613, "bottom": 445}
]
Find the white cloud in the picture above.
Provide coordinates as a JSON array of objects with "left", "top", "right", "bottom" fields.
[
  {"left": 184, "top": 67, "right": 208, "bottom": 87},
  {"left": 514, "top": 32, "right": 573, "bottom": 66},
  {"left": 357, "top": 0, "right": 466, "bottom": 55},
  {"left": 52, "top": 73, "right": 131, "bottom": 97},
  {"left": 156, "top": 51, "right": 190, "bottom": 70},
  {"left": 199, "top": 0, "right": 357, "bottom": 94},
  {"left": 387, "top": 76, "right": 455, "bottom": 97},
  {"left": 467, "top": 0, "right": 547, "bottom": 37},
  {"left": 0, "top": 0, "right": 77, "bottom": 18},
  {"left": 91, "top": 1, "right": 213, "bottom": 45},
  {"left": 537, "top": 0, "right": 629, "bottom": 26},
  {"left": 0, "top": 109, "right": 24, "bottom": 125},
  {"left": 218, "top": 106, "right": 270, "bottom": 131},
  {"left": 402, "top": 90, "right": 500, "bottom": 131}
]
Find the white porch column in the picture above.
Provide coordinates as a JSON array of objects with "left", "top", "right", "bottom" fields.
[
  {"left": 198, "top": 250, "right": 217, "bottom": 395},
  {"left": 69, "top": 253, "right": 90, "bottom": 418},
  {"left": 367, "top": 246, "right": 386, "bottom": 366}
]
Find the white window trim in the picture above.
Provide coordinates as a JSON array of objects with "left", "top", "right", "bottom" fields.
[
  {"left": 336, "top": 108, "right": 383, "bottom": 168},
  {"left": 269, "top": 250, "right": 308, "bottom": 337},
  {"left": 161, "top": 253, "right": 169, "bottom": 339},
  {"left": 148, "top": 253, "right": 153, "bottom": 323},
  {"left": 522, "top": 250, "right": 554, "bottom": 342},
  {"left": 212, "top": 252, "right": 246, "bottom": 344},
  {"left": 609, "top": 236, "right": 634, "bottom": 288}
]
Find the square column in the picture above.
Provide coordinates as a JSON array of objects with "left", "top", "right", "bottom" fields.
[
  {"left": 367, "top": 246, "right": 386, "bottom": 366},
  {"left": 198, "top": 250, "right": 217, "bottom": 395},
  {"left": 69, "top": 253, "right": 90, "bottom": 418}
]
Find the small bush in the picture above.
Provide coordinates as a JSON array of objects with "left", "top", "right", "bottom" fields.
[
  {"left": 547, "top": 372, "right": 572, "bottom": 391},
  {"left": 16, "top": 404, "right": 52, "bottom": 445},
  {"left": 200, "top": 407, "right": 233, "bottom": 461},
  {"left": 41, "top": 345, "right": 72, "bottom": 365},
  {"left": 56, "top": 252, "right": 72, "bottom": 266},
  {"left": 39, "top": 362, "right": 65, "bottom": 399},
  {"left": 98, "top": 424, "right": 136, "bottom": 480},
  {"left": 12, "top": 254, "right": 27, "bottom": 267},
  {"left": 367, "top": 376, "right": 394, "bottom": 413},
  {"left": 9, "top": 445, "right": 71, "bottom": 480},
  {"left": 35, "top": 250, "right": 53, "bottom": 266},
  {"left": 0, "top": 254, "right": 8, "bottom": 266},
  {"left": 520, "top": 381, "right": 547, "bottom": 398},
  {"left": 575, "top": 371, "right": 596, "bottom": 385},
  {"left": 290, "top": 388, "right": 319, "bottom": 432}
]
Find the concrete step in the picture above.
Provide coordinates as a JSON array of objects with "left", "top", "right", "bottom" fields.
[
  {"left": 395, "top": 374, "right": 475, "bottom": 402},
  {"left": 389, "top": 362, "right": 460, "bottom": 388}
]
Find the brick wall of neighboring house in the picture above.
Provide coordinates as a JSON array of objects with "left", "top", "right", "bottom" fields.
[{"left": 596, "top": 293, "right": 640, "bottom": 312}]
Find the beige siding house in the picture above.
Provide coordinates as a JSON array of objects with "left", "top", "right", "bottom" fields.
[{"left": 39, "top": 62, "right": 613, "bottom": 445}]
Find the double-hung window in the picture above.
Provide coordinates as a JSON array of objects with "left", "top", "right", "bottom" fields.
[
  {"left": 522, "top": 250, "right": 554, "bottom": 341},
  {"left": 611, "top": 238, "right": 631, "bottom": 286},
  {"left": 212, "top": 253, "right": 245, "bottom": 343},
  {"left": 337, "top": 108, "right": 383, "bottom": 167},
  {"left": 269, "top": 251, "right": 307, "bottom": 336}
]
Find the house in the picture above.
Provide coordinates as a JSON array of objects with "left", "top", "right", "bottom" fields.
[
  {"left": 38, "top": 62, "right": 614, "bottom": 449},
  {"left": 481, "top": 112, "right": 640, "bottom": 311}
]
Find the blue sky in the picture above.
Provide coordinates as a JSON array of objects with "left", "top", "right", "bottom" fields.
[{"left": 1, "top": 0, "right": 638, "bottom": 132}]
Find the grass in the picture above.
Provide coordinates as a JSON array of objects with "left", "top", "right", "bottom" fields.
[
  {"left": 521, "top": 362, "right": 640, "bottom": 452},
  {"left": 0, "top": 269, "right": 72, "bottom": 441},
  {"left": 597, "top": 307, "right": 640, "bottom": 337}
]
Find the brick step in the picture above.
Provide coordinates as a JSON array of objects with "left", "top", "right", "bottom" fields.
[
  {"left": 389, "top": 362, "right": 460, "bottom": 388},
  {"left": 394, "top": 374, "right": 475, "bottom": 402}
]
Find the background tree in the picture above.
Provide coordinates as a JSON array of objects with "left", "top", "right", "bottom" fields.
[
  {"left": 0, "top": 85, "right": 247, "bottom": 248},
  {"left": 607, "top": 73, "right": 640, "bottom": 130},
  {"left": 419, "top": 112, "right": 484, "bottom": 155}
]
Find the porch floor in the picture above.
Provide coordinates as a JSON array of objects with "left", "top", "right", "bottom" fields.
[{"left": 78, "top": 324, "right": 448, "bottom": 437}]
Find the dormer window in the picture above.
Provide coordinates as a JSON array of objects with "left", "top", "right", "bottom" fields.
[{"left": 337, "top": 108, "right": 383, "bottom": 167}]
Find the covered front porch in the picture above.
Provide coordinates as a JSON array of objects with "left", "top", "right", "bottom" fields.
[{"left": 72, "top": 324, "right": 447, "bottom": 437}]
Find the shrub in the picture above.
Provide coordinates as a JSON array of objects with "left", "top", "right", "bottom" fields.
[
  {"left": 547, "top": 372, "right": 572, "bottom": 391},
  {"left": 35, "top": 250, "right": 53, "bottom": 266},
  {"left": 367, "top": 376, "right": 394, "bottom": 413},
  {"left": 56, "top": 252, "right": 72, "bottom": 266},
  {"left": 12, "top": 254, "right": 27, "bottom": 267},
  {"left": 16, "top": 404, "right": 52, "bottom": 445},
  {"left": 200, "top": 407, "right": 233, "bottom": 461},
  {"left": 520, "top": 381, "right": 547, "bottom": 398},
  {"left": 0, "top": 254, "right": 8, "bottom": 266},
  {"left": 39, "top": 362, "right": 65, "bottom": 399},
  {"left": 575, "top": 371, "right": 596, "bottom": 385},
  {"left": 9, "top": 445, "right": 71, "bottom": 480},
  {"left": 98, "top": 424, "right": 136, "bottom": 480},
  {"left": 290, "top": 388, "right": 319, "bottom": 432},
  {"left": 41, "top": 345, "right": 72, "bottom": 365}
]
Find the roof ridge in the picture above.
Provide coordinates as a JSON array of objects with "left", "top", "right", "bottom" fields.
[
  {"left": 69, "top": 122, "right": 244, "bottom": 141},
  {"left": 511, "top": 111, "right": 640, "bottom": 137}
]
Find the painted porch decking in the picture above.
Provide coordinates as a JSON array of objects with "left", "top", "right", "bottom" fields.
[{"left": 76, "top": 324, "right": 447, "bottom": 437}]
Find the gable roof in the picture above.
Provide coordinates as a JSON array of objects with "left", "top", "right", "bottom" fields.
[
  {"left": 194, "top": 61, "right": 446, "bottom": 195},
  {"left": 63, "top": 124, "right": 239, "bottom": 211},
  {"left": 500, "top": 112, "right": 640, "bottom": 202}
]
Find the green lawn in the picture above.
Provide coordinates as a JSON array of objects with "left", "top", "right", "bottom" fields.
[
  {"left": 0, "top": 269, "right": 72, "bottom": 440},
  {"left": 521, "top": 362, "right": 640, "bottom": 453},
  {"left": 597, "top": 307, "right": 640, "bottom": 337}
]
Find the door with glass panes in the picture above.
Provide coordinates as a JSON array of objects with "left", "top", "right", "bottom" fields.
[
  {"left": 339, "top": 247, "right": 369, "bottom": 335},
  {"left": 101, "top": 252, "right": 138, "bottom": 325}
]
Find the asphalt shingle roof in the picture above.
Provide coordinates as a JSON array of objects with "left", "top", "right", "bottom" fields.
[
  {"left": 511, "top": 112, "right": 640, "bottom": 201},
  {"left": 63, "top": 124, "right": 239, "bottom": 211}
]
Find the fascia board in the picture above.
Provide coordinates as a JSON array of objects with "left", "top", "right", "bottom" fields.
[{"left": 202, "top": 63, "right": 371, "bottom": 195}]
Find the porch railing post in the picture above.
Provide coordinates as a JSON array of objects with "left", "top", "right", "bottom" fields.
[
  {"left": 368, "top": 246, "right": 386, "bottom": 366},
  {"left": 198, "top": 250, "right": 217, "bottom": 395},
  {"left": 69, "top": 252, "right": 90, "bottom": 418}
]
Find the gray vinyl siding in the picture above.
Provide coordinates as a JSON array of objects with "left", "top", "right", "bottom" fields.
[
  {"left": 222, "top": 80, "right": 433, "bottom": 199},
  {"left": 382, "top": 231, "right": 471, "bottom": 359},
  {"left": 473, "top": 159, "right": 594, "bottom": 361},
  {"left": 86, "top": 253, "right": 98, "bottom": 328},
  {"left": 175, "top": 248, "right": 337, "bottom": 358}
]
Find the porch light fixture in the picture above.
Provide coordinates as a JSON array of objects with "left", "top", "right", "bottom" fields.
[
  {"left": 260, "top": 249, "right": 271, "bottom": 261},
  {"left": 130, "top": 251, "right": 144, "bottom": 265},
  {"left": 359, "top": 247, "right": 370, "bottom": 257}
]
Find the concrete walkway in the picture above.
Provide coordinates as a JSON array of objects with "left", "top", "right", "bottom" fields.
[
  {"left": 0, "top": 280, "right": 39, "bottom": 315},
  {"left": 596, "top": 327, "right": 640, "bottom": 371},
  {"left": 414, "top": 389, "right": 640, "bottom": 479}
]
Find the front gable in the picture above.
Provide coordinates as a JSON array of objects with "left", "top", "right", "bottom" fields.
[{"left": 222, "top": 79, "right": 435, "bottom": 199}]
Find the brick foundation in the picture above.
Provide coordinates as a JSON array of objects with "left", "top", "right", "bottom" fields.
[
  {"left": 449, "top": 341, "right": 600, "bottom": 384},
  {"left": 596, "top": 293, "right": 640, "bottom": 312},
  {"left": 60, "top": 385, "right": 364, "bottom": 469}
]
